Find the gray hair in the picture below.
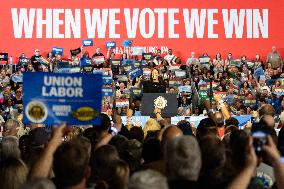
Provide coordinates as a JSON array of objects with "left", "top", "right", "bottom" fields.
[
  {"left": 164, "top": 136, "right": 201, "bottom": 181},
  {"left": 5, "top": 119, "right": 21, "bottom": 130},
  {"left": 128, "top": 170, "right": 168, "bottom": 189},
  {"left": 1, "top": 136, "right": 21, "bottom": 159},
  {"left": 20, "top": 178, "right": 56, "bottom": 189}
]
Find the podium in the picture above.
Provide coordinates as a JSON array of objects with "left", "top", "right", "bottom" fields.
[{"left": 141, "top": 93, "right": 178, "bottom": 117}]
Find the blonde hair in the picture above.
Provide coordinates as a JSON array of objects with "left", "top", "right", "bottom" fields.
[
  {"left": 0, "top": 158, "right": 28, "bottom": 189},
  {"left": 143, "top": 118, "right": 161, "bottom": 137}
]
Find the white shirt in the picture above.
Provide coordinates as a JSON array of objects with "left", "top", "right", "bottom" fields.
[{"left": 164, "top": 54, "right": 176, "bottom": 65}]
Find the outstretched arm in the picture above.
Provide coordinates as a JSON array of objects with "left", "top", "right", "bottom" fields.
[{"left": 29, "top": 124, "right": 66, "bottom": 178}]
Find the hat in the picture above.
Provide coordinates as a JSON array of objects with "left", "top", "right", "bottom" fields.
[{"left": 28, "top": 127, "right": 50, "bottom": 146}]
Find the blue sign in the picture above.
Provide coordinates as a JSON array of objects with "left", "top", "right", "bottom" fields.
[
  {"left": 11, "top": 74, "right": 23, "bottom": 83},
  {"left": 106, "top": 41, "right": 116, "bottom": 49},
  {"left": 82, "top": 39, "right": 94, "bottom": 46},
  {"left": 128, "top": 68, "right": 142, "bottom": 79},
  {"left": 122, "top": 59, "right": 134, "bottom": 65},
  {"left": 178, "top": 85, "right": 192, "bottom": 93},
  {"left": 23, "top": 72, "right": 103, "bottom": 125},
  {"left": 102, "top": 75, "right": 113, "bottom": 85},
  {"left": 102, "top": 88, "right": 113, "bottom": 96},
  {"left": 80, "top": 57, "right": 92, "bottom": 67},
  {"left": 123, "top": 40, "right": 133, "bottom": 47},
  {"left": 52, "top": 47, "right": 63, "bottom": 56}
]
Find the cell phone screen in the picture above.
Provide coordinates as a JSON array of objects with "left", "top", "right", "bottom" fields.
[{"left": 252, "top": 131, "right": 268, "bottom": 153}]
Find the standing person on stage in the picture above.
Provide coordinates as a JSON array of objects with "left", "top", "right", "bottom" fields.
[
  {"left": 164, "top": 49, "right": 176, "bottom": 66},
  {"left": 142, "top": 68, "right": 166, "bottom": 93},
  {"left": 30, "top": 49, "right": 42, "bottom": 72},
  {"left": 266, "top": 46, "right": 283, "bottom": 70}
]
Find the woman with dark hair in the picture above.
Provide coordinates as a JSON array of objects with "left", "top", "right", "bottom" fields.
[{"left": 142, "top": 68, "right": 166, "bottom": 93}]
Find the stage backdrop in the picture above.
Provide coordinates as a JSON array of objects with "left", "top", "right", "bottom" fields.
[{"left": 0, "top": 0, "right": 283, "bottom": 61}]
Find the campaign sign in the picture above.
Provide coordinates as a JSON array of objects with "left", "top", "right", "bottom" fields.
[
  {"left": 80, "top": 58, "right": 92, "bottom": 67},
  {"left": 110, "top": 59, "right": 121, "bottom": 66},
  {"left": 142, "top": 53, "right": 153, "bottom": 60},
  {"left": 175, "top": 70, "right": 187, "bottom": 78},
  {"left": 18, "top": 58, "right": 30, "bottom": 65},
  {"left": 23, "top": 72, "right": 103, "bottom": 125},
  {"left": 132, "top": 47, "right": 144, "bottom": 55},
  {"left": 0, "top": 53, "right": 8, "bottom": 61},
  {"left": 102, "top": 88, "right": 113, "bottom": 97},
  {"left": 106, "top": 41, "right": 116, "bottom": 49},
  {"left": 130, "top": 87, "right": 142, "bottom": 98},
  {"left": 128, "top": 68, "right": 142, "bottom": 79},
  {"left": 123, "top": 40, "right": 133, "bottom": 47},
  {"left": 52, "top": 47, "right": 63, "bottom": 56},
  {"left": 178, "top": 85, "right": 192, "bottom": 93},
  {"left": 82, "top": 39, "right": 94, "bottom": 46},
  {"left": 102, "top": 75, "right": 113, "bottom": 85},
  {"left": 70, "top": 47, "right": 81, "bottom": 56}
]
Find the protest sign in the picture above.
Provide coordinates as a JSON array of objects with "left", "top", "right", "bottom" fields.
[
  {"left": 52, "top": 47, "right": 63, "bottom": 56},
  {"left": 106, "top": 41, "right": 116, "bottom": 49},
  {"left": 123, "top": 40, "right": 133, "bottom": 47},
  {"left": 23, "top": 72, "right": 103, "bottom": 125},
  {"left": 82, "top": 39, "right": 94, "bottom": 46}
]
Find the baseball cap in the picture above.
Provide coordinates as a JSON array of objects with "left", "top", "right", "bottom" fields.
[{"left": 28, "top": 127, "right": 50, "bottom": 147}]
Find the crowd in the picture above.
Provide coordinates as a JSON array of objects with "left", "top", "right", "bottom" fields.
[{"left": 0, "top": 45, "right": 283, "bottom": 189}]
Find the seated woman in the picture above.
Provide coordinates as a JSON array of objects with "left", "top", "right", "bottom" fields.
[{"left": 142, "top": 68, "right": 166, "bottom": 93}]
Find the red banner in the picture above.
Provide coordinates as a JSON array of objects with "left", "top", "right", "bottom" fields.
[{"left": 0, "top": 0, "right": 283, "bottom": 60}]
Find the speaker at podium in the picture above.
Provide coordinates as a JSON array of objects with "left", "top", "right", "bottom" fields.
[{"left": 141, "top": 93, "right": 178, "bottom": 117}]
